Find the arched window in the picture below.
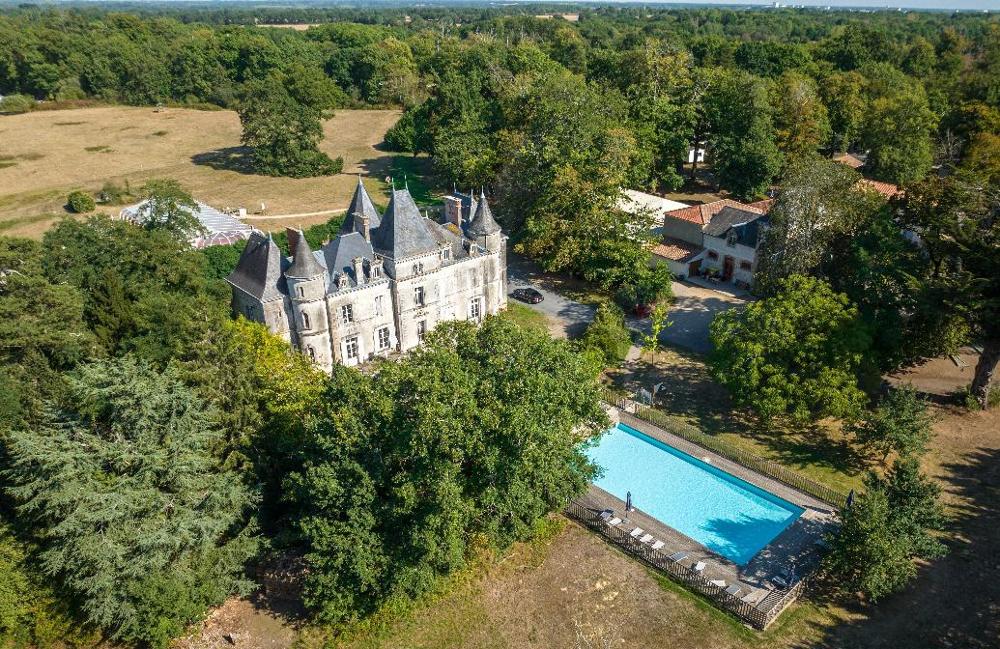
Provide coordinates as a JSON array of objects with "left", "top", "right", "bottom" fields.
[
  {"left": 306, "top": 346, "right": 316, "bottom": 361},
  {"left": 302, "top": 311, "right": 311, "bottom": 329},
  {"left": 297, "top": 285, "right": 305, "bottom": 298}
]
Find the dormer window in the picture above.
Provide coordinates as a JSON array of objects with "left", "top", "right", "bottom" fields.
[
  {"left": 414, "top": 262, "right": 424, "bottom": 275},
  {"left": 372, "top": 264, "right": 381, "bottom": 279},
  {"left": 441, "top": 247, "right": 450, "bottom": 261},
  {"left": 726, "top": 230, "right": 738, "bottom": 247}
]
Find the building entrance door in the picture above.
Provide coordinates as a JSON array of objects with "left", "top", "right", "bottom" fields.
[{"left": 723, "top": 256, "right": 735, "bottom": 281}]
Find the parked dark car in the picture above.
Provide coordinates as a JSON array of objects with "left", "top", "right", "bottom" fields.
[{"left": 512, "top": 287, "right": 544, "bottom": 304}]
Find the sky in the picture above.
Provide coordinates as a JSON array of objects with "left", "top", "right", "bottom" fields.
[{"left": 48, "top": 0, "right": 1000, "bottom": 10}]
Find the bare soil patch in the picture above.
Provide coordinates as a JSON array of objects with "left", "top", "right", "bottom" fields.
[{"left": 0, "top": 106, "right": 402, "bottom": 238}]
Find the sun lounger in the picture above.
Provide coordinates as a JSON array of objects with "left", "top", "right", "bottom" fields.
[
  {"left": 742, "top": 589, "right": 763, "bottom": 604},
  {"left": 725, "top": 584, "right": 741, "bottom": 596},
  {"left": 667, "top": 551, "right": 688, "bottom": 562},
  {"left": 598, "top": 509, "right": 614, "bottom": 521},
  {"left": 630, "top": 527, "right": 644, "bottom": 538},
  {"left": 709, "top": 579, "right": 726, "bottom": 588},
  {"left": 693, "top": 561, "right": 707, "bottom": 573},
  {"left": 651, "top": 540, "right": 665, "bottom": 550},
  {"left": 606, "top": 517, "right": 622, "bottom": 526},
  {"left": 639, "top": 533, "right": 654, "bottom": 543}
]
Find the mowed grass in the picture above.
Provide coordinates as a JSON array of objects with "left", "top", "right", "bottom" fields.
[{"left": 0, "top": 105, "right": 405, "bottom": 238}]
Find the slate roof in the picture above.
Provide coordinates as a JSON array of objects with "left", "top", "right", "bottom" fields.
[
  {"left": 370, "top": 188, "right": 440, "bottom": 259},
  {"left": 466, "top": 191, "right": 501, "bottom": 236},
  {"left": 286, "top": 232, "right": 326, "bottom": 278},
  {"left": 340, "top": 177, "right": 382, "bottom": 236},
  {"left": 320, "top": 232, "right": 375, "bottom": 287},
  {"left": 227, "top": 231, "right": 287, "bottom": 301},
  {"left": 704, "top": 206, "right": 769, "bottom": 247}
]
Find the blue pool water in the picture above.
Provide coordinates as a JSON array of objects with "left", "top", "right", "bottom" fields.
[{"left": 585, "top": 423, "right": 803, "bottom": 566}]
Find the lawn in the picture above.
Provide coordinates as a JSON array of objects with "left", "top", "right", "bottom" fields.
[
  {"left": 502, "top": 303, "right": 551, "bottom": 334},
  {"left": 606, "top": 348, "right": 867, "bottom": 495},
  {"left": 0, "top": 105, "right": 407, "bottom": 238}
]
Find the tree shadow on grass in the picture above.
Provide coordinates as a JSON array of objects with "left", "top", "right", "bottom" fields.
[
  {"left": 804, "top": 446, "right": 1000, "bottom": 648},
  {"left": 608, "top": 347, "right": 868, "bottom": 482},
  {"left": 191, "top": 146, "right": 258, "bottom": 175}
]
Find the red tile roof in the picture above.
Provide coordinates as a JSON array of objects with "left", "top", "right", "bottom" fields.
[
  {"left": 834, "top": 153, "right": 865, "bottom": 169},
  {"left": 663, "top": 199, "right": 768, "bottom": 226},
  {"left": 858, "top": 178, "right": 903, "bottom": 199},
  {"left": 652, "top": 237, "right": 703, "bottom": 262}
]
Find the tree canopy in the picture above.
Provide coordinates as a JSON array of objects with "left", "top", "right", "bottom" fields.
[{"left": 709, "top": 275, "right": 871, "bottom": 423}]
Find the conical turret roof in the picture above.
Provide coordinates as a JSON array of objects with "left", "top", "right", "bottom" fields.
[
  {"left": 226, "top": 231, "right": 287, "bottom": 301},
  {"left": 286, "top": 231, "right": 325, "bottom": 278},
  {"left": 467, "top": 190, "right": 501, "bottom": 236},
  {"left": 369, "top": 188, "right": 439, "bottom": 258},
  {"left": 340, "top": 176, "right": 381, "bottom": 236}
]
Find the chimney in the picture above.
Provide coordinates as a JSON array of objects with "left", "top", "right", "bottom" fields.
[
  {"left": 354, "top": 212, "right": 370, "bottom": 241},
  {"left": 444, "top": 196, "right": 462, "bottom": 228},
  {"left": 286, "top": 227, "right": 302, "bottom": 257},
  {"left": 352, "top": 257, "right": 365, "bottom": 284}
]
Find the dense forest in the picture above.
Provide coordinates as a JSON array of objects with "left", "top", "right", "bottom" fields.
[{"left": 1, "top": 4, "right": 998, "bottom": 647}]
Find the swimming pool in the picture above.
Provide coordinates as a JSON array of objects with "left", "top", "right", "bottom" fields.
[{"left": 585, "top": 423, "right": 803, "bottom": 566}]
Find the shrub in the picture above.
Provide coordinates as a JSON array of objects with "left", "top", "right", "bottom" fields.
[
  {"left": 580, "top": 302, "right": 632, "bottom": 366},
  {"left": 97, "top": 181, "right": 130, "bottom": 205},
  {"left": 0, "top": 94, "right": 35, "bottom": 113},
  {"left": 66, "top": 190, "right": 96, "bottom": 213}
]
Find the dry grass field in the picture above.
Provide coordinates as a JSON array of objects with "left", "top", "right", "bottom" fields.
[{"left": 0, "top": 106, "right": 404, "bottom": 238}]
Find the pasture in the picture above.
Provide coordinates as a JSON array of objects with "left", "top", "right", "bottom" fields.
[{"left": 0, "top": 105, "right": 408, "bottom": 238}]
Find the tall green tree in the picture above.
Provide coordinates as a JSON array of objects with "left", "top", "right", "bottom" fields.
[
  {"left": 861, "top": 64, "right": 938, "bottom": 185},
  {"left": 709, "top": 275, "right": 870, "bottom": 423},
  {"left": 851, "top": 385, "right": 935, "bottom": 463},
  {"left": 137, "top": 178, "right": 204, "bottom": 241},
  {"left": 704, "top": 68, "right": 782, "bottom": 200},
  {"left": 771, "top": 71, "right": 830, "bottom": 161},
  {"left": 3, "top": 357, "right": 260, "bottom": 646},
  {"left": 824, "top": 458, "right": 945, "bottom": 602},
  {"left": 287, "top": 317, "right": 606, "bottom": 623},
  {"left": 238, "top": 74, "right": 343, "bottom": 178},
  {"left": 899, "top": 174, "right": 1000, "bottom": 408}
]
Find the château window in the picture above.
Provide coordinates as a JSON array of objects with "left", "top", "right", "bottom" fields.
[
  {"left": 416, "top": 320, "right": 427, "bottom": 342},
  {"left": 244, "top": 304, "right": 256, "bottom": 319},
  {"left": 414, "top": 262, "right": 424, "bottom": 275},
  {"left": 441, "top": 248, "right": 450, "bottom": 260},
  {"left": 301, "top": 311, "right": 311, "bottom": 329},
  {"left": 374, "top": 295, "right": 383, "bottom": 316},
  {"left": 377, "top": 326, "right": 391, "bottom": 350},
  {"left": 296, "top": 285, "right": 305, "bottom": 298},
  {"left": 707, "top": 250, "right": 719, "bottom": 261},
  {"left": 414, "top": 286, "right": 425, "bottom": 307},
  {"left": 469, "top": 297, "right": 482, "bottom": 322},
  {"left": 726, "top": 230, "right": 738, "bottom": 247},
  {"left": 341, "top": 303, "right": 354, "bottom": 324},
  {"left": 739, "top": 260, "right": 753, "bottom": 271},
  {"left": 345, "top": 336, "right": 359, "bottom": 361},
  {"left": 306, "top": 346, "right": 316, "bottom": 362}
]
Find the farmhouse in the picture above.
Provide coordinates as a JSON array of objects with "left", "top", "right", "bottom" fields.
[
  {"left": 227, "top": 179, "right": 507, "bottom": 372},
  {"left": 651, "top": 198, "right": 773, "bottom": 286}
]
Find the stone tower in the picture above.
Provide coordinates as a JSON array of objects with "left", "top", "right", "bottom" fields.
[{"left": 285, "top": 229, "right": 333, "bottom": 371}]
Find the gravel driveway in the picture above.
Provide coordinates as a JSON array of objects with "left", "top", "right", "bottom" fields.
[{"left": 507, "top": 253, "right": 745, "bottom": 354}]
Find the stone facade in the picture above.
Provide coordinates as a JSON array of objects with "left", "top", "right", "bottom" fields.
[{"left": 227, "top": 179, "right": 507, "bottom": 372}]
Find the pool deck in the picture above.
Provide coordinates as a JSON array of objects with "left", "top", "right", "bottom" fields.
[{"left": 574, "top": 409, "right": 838, "bottom": 611}]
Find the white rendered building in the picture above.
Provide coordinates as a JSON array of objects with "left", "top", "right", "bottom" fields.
[{"left": 227, "top": 179, "right": 507, "bottom": 371}]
